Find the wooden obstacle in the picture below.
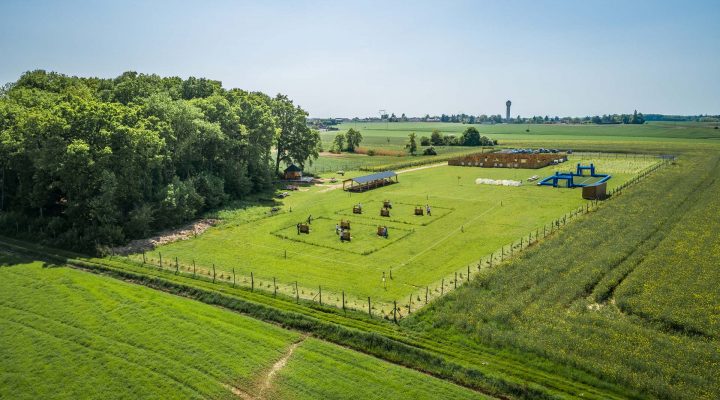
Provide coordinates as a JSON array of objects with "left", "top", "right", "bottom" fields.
[
  {"left": 383, "top": 200, "right": 392, "bottom": 209},
  {"left": 377, "top": 226, "right": 388, "bottom": 238},
  {"left": 298, "top": 223, "right": 310, "bottom": 234},
  {"left": 353, "top": 205, "right": 362, "bottom": 214},
  {"left": 340, "top": 220, "right": 351, "bottom": 230},
  {"left": 414, "top": 206, "right": 424, "bottom": 216},
  {"left": 380, "top": 208, "right": 390, "bottom": 217},
  {"left": 340, "top": 230, "right": 351, "bottom": 242}
]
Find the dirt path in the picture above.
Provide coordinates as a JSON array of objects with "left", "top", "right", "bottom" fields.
[
  {"left": 111, "top": 219, "right": 218, "bottom": 255},
  {"left": 260, "top": 335, "right": 308, "bottom": 396},
  {"left": 318, "top": 162, "right": 448, "bottom": 193},
  {"left": 396, "top": 161, "right": 448, "bottom": 174},
  {"left": 224, "top": 335, "right": 308, "bottom": 400},
  {"left": 223, "top": 384, "right": 256, "bottom": 400}
]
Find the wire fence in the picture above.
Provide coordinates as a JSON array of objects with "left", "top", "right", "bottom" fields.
[{"left": 116, "top": 155, "right": 672, "bottom": 321}]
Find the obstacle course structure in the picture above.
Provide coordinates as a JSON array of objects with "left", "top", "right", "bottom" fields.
[{"left": 538, "top": 163, "right": 611, "bottom": 188}]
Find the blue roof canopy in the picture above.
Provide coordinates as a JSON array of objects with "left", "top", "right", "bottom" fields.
[{"left": 349, "top": 171, "right": 397, "bottom": 184}]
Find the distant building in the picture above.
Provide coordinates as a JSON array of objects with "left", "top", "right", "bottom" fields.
[{"left": 505, "top": 100, "right": 512, "bottom": 121}]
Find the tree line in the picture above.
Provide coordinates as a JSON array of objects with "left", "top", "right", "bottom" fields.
[
  {"left": 419, "top": 127, "right": 496, "bottom": 148},
  {"left": 0, "top": 70, "right": 321, "bottom": 252}
]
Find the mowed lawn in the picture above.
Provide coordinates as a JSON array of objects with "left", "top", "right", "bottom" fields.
[
  {"left": 0, "top": 254, "right": 488, "bottom": 400},
  {"left": 138, "top": 155, "right": 657, "bottom": 314}
]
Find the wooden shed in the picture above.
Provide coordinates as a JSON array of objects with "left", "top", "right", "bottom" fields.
[
  {"left": 283, "top": 164, "right": 303, "bottom": 180},
  {"left": 582, "top": 182, "right": 607, "bottom": 200}
]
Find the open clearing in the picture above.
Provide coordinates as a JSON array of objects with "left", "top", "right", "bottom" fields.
[{"left": 129, "top": 154, "right": 658, "bottom": 316}]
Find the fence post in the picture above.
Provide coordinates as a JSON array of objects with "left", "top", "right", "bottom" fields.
[
  {"left": 441, "top": 279, "right": 444, "bottom": 295},
  {"left": 273, "top": 277, "right": 276, "bottom": 296},
  {"left": 232, "top": 268, "right": 236, "bottom": 287},
  {"left": 295, "top": 281, "right": 299, "bottom": 303},
  {"left": 425, "top": 286, "right": 429, "bottom": 304},
  {"left": 175, "top": 257, "right": 179, "bottom": 274},
  {"left": 142, "top": 252, "right": 146, "bottom": 264},
  {"left": 467, "top": 265, "right": 470, "bottom": 282},
  {"left": 159, "top": 252, "right": 163, "bottom": 269},
  {"left": 409, "top": 294, "right": 412, "bottom": 314},
  {"left": 251, "top": 272, "right": 254, "bottom": 291},
  {"left": 192, "top": 260, "right": 196, "bottom": 278},
  {"left": 319, "top": 286, "right": 322, "bottom": 305},
  {"left": 454, "top": 272, "right": 458, "bottom": 288},
  {"left": 368, "top": 297, "right": 372, "bottom": 318},
  {"left": 342, "top": 291, "right": 345, "bottom": 312},
  {"left": 212, "top": 264, "right": 216, "bottom": 283},
  {"left": 393, "top": 300, "right": 397, "bottom": 323}
]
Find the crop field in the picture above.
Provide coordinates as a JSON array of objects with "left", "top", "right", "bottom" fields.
[
  {"left": 128, "top": 155, "right": 659, "bottom": 316},
  {"left": 614, "top": 166, "right": 720, "bottom": 338},
  {"left": 404, "top": 153, "right": 720, "bottom": 399},
  {"left": 0, "top": 254, "right": 486, "bottom": 400},
  {"left": 325, "top": 121, "right": 720, "bottom": 158}
]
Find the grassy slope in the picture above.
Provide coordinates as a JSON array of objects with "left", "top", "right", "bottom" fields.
[
  {"left": 403, "top": 153, "right": 720, "bottom": 399},
  {"left": 140, "top": 155, "right": 653, "bottom": 315},
  {"left": 0, "top": 255, "right": 488, "bottom": 400}
]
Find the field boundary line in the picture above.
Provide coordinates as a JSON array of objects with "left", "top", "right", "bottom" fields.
[{"left": 396, "top": 203, "right": 500, "bottom": 269}]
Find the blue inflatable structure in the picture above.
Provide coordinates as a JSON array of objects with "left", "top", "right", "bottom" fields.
[{"left": 538, "top": 163, "right": 611, "bottom": 188}]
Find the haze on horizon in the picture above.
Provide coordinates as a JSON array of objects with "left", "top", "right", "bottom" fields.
[{"left": 1, "top": 0, "right": 719, "bottom": 118}]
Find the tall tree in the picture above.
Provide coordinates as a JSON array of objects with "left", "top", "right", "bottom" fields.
[
  {"left": 345, "top": 128, "right": 363, "bottom": 152},
  {"left": 332, "top": 133, "right": 345, "bottom": 152},
  {"left": 430, "top": 129, "right": 444, "bottom": 146},
  {"left": 406, "top": 132, "right": 418, "bottom": 155},
  {"left": 461, "top": 127, "right": 481, "bottom": 146},
  {"left": 272, "top": 95, "right": 321, "bottom": 173}
]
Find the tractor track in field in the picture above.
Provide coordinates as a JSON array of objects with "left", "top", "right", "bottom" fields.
[{"left": 259, "top": 335, "right": 308, "bottom": 397}]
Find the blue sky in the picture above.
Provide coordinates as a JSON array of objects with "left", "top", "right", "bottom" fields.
[{"left": 1, "top": 0, "right": 719, "bottom": 117}]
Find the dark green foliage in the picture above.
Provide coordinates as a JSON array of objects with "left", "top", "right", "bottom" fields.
[
  {"left": 344, "top": 128, "right": 362, "bottom": 152},
  {"left": 422, "top": 127, "right": 494, "bottom": 147},
  {"left": 0, "top": 70, "right": 318, "bottom": 252}
]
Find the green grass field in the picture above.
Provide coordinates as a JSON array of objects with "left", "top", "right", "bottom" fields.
[
  {"left": 404, "top": 153, "right": 720, "bottom": 399},
  {"left": 0, "top": 254, "right": 487, "bottom": 400},
  {"left": 5, "top": 122, "right": 720, "bottom": 399},
  {"left": 131, "top": 154, "right": 658, "bottom": 316}
]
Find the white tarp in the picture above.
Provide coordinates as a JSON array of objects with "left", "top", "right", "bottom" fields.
[{"left": 475, "top": 178, "right": 522, "bottom": 187}]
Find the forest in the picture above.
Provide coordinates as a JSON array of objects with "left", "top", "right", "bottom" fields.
[{"left": 0, "top": 70, "right": 321, "bottom": 252}]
